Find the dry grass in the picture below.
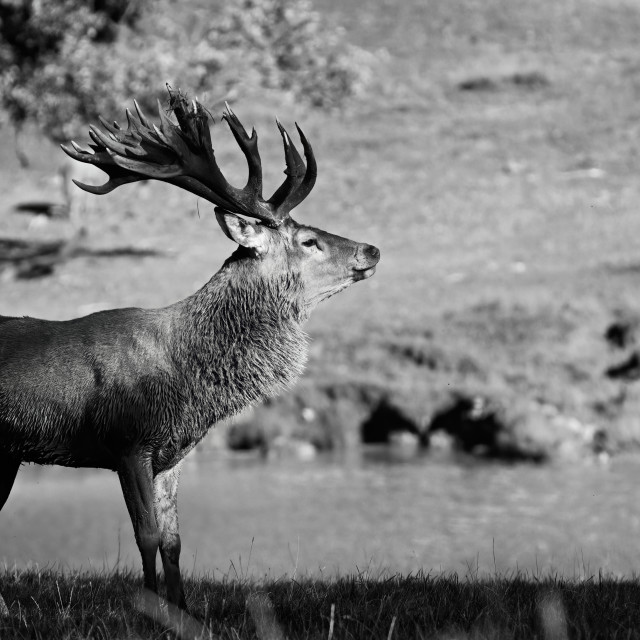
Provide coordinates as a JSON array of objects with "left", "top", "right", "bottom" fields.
[{"left": 2, "top": 566, "right": 640, "bottom": 639}]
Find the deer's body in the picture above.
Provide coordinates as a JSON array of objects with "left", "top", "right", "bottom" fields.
[
  {"left": 0, "top": 268, "right": 306, "bottom": 472},
  {"left": 0, "top": 91, "right": 379, "bottom": 610}
]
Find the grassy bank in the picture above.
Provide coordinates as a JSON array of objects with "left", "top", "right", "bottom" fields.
[
  {"left": 4, "top": 0, "right": 640, "bottom": 460},
  {"left": 2, "top": 568, "right": 640, "bottom": 639}
]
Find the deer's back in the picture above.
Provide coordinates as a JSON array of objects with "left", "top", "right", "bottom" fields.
[{"left": 0, "top": 308, "right": 186, "bottom": 470}]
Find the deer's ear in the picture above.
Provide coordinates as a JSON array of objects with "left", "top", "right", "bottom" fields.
[{"left": 215, "top": 211, "right": 269, "bottom": 254}]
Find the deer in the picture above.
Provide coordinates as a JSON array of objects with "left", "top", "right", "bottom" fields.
[{"left": 0, "top": 88, "right": 380, "bottom": 611}]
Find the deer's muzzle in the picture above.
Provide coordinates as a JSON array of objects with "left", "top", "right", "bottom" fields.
[{"left": 353, "top": 243, "right": 380, "bottom": 280}]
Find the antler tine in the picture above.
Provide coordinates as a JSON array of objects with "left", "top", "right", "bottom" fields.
[
  {"left": 97, "top": 115, "right": 123, "bottom": 138},
  {"left": 70, "top": 140, "right": 90, "bottom": 154},
  {"left": 267, "top": 120, "right": 307, "bottom": 217},
  {"left": 222, "top": 102, "right": 263, "bottom": 202},
  {"left": 281, "top": 123, "right": 317, "bottom": 213},
  {"left": 133, "top": 99, "right": 151, "bottom": 129},
  {"left": 89, "top": 124, "right": 133, "bottom": 158}
]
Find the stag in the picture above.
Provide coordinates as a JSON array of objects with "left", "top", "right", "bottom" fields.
[{"left": 0, "top": 88, "right": 379, "bottom": 610}]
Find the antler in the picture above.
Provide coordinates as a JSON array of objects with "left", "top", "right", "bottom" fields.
[{"left": 60, "top": 87, "right": 317, "bottom": 227}]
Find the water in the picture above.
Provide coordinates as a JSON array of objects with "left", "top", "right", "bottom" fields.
[{"left": 1, "top": 448, "right": 639, "bottom": 579}]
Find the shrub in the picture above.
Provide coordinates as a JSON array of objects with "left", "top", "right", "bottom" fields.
[
  {"left": 0, "top": 0, "right": 375, "bottom": 143},
  {"left": 0, "top": 0, "right": 143, "bottom": 140},
  {"left": 202, "top": 0, "right": 376, "bottom": 108}
]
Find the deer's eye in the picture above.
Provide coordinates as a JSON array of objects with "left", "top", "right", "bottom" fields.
[{"left": 301, "top": 238, "right": 319, "bottom": 249}]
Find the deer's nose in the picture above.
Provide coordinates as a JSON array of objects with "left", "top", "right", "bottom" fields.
[
  {"left": 366, "top": 245, "right": 380, "bottom": 262},
  {"left": 359, "top": 244, "right": 380, "bottom": 264},
  {"left": 354, "top": 243, "right": 380, "bottom": 270}
]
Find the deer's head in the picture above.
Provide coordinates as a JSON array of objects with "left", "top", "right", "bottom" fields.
[
  {"left": 215, "top": 215, "right": 378, "bottom": 312},
  {"left": 61, "top": 88, "right": 380, "bottom": 312}
]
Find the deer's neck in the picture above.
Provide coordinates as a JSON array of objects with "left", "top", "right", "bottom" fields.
[{"left": 175, "top": 263, "right": 308, "bottom": 425}]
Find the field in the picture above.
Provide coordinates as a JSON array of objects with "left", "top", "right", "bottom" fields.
[
  {"left": 3, "top": 0, "right": 640, "bottom": 461},
  {"left": 2, "top": 0, "right": 640, "bottom": 636}
]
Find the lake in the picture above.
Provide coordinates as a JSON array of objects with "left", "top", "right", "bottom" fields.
[{"left": 1, "top": 447, "right": 638, "bottom": 580}]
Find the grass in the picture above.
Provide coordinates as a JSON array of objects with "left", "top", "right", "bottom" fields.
[{"left": 2, "top": 567, "right": 640, "bottom": 639}]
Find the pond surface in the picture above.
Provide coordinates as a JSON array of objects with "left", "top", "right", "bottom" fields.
[{"left": 1, "top": 448, "right": 639, "bottom": 579}]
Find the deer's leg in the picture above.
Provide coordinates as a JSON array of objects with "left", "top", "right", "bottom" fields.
[
  {"left": 118, "top": 455, "right": 159, "bottom": 594},
  {"left": 154, "top": 459, "right": 187, "bottom": 610},
  {"left": 0, "top": 457, "right": 20, "bottom": 511}
]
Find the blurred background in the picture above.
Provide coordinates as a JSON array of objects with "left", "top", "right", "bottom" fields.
[{"left": 2, "top": 0, "right": 640, "bottom": 579}]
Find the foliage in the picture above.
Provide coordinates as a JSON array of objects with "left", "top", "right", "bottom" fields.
[
  {"left": 0, "top": 0, "right": 222, "bottom": 142},
  {"left": 198, "top": 0, "right": 377, "bottom": 109},
  {"left": 0, "top": 0, "right": 375, "bottom": 143}
]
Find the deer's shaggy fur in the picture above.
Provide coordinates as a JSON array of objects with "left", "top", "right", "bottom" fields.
[{"left": 0, "top": 261, "right": 308, "bottom": 472}]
